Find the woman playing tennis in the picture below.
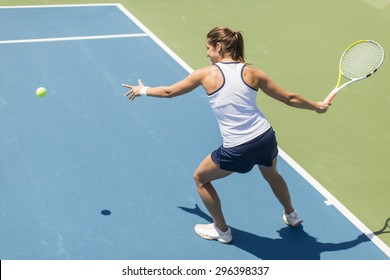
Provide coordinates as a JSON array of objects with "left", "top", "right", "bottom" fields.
[{"left": 123, "top": 26, "right": 329, "bottom": 243}]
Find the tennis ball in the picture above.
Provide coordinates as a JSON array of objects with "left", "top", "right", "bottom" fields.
[{"left": 36, "top": 87, "right": 47, "bottom": 97}]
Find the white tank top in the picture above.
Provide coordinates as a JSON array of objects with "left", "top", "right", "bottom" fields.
[{"left": 208, "top": 62, "right": 271, "bottom": 148}]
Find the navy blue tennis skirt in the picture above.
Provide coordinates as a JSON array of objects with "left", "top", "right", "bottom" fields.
[{"left": 211, "top": 127, "right": 278, "bottom": 173}]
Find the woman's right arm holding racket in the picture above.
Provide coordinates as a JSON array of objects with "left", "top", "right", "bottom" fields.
[{"left": 247, "top": 66, "right": 329, "bottom": 114}]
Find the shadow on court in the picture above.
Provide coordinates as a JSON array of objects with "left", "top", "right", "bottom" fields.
[
  {"left": 178, "top": 205, "right": 369, "bottom": 260},
  {"left": 368, "top": 217, "right": 390, "bottom": 239}
]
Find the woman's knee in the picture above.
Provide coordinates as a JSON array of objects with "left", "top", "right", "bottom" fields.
[
  {"left": 262, "top": 171, "right": 277, "bottom": 184},
  {"left": 193, "top": 169, "right": 207, "bottom": 187},
  {"left": 194, "top": 154, "right": 232, "bottom": 187},
  {"left": 259, "top": 165, "right": 280, "bottom": 184},
  {"left": 193, "top": 169, "right": 201, "bottom": 184}
]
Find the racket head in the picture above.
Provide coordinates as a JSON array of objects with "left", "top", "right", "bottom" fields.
[
  {"left": 325, "top": 40, "right": 385, "bottom": 103},
  {"left": 340, "top": 40, "right": 385, "bottom": 80}
]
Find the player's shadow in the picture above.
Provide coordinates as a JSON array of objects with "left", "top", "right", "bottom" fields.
[{"left": 178, "top": 204, "right": 370, "bottom": 260}]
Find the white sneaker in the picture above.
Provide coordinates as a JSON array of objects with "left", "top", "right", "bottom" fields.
[
  {"left": 194, "top": 223, "right": 233, "bottom": 244},
  {"left": 283, "top": 211, "right": 303, "bottom": 227}
]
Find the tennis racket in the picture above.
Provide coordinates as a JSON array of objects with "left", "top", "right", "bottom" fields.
[{"left": 324, "top": 40, "right": 385, "bottom": 103}]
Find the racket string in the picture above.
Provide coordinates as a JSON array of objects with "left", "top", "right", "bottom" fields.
[{"left": 341, "top": 41, "right": 384, "bottom": 79}]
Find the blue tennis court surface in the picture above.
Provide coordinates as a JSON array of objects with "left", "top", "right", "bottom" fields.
[{"left": 0, "top": 4, "right": 389, "bottom": 260}]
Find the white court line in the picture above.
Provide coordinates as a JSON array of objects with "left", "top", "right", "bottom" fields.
[
  {"left": 0, "top": 3, "right": 147, "bottom": 45},
  {"left": 0, "top": 33, "right": 148, "bottom": 45},
  {"left": 278, "top": 149, "right": 390, "bottom": 257},
  {"left": 116, "top": 3, "right": 390, "bottom": 258},
  {"left": 116, "top": 4, "right": 193, "bottom": 74},
  {"left": 0, "top": 3, "right": 117, "bottom": 9}
]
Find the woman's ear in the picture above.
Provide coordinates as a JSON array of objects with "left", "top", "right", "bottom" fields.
[{"left": 216, "top": 41, "right": 223, "bottom": 52}]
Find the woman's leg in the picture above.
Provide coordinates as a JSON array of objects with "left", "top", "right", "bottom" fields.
[
  {"left": 193, "top": 154, "right": 233, "bottom": 232},
  {"left": 258, "top": 157, "right": 294, "bottom": 215}
]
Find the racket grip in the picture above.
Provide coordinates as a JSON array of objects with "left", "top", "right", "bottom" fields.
[{"left": 324, "top": 90, "right": 337, "bottom": 103}]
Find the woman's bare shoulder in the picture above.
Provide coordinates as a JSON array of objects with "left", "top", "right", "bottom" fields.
[
  {"left": 242, "top": 64, "right": 270, "bottom": 89},
  {"left": 244, "top": 64, "right": 267, "bottom": 77}
]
